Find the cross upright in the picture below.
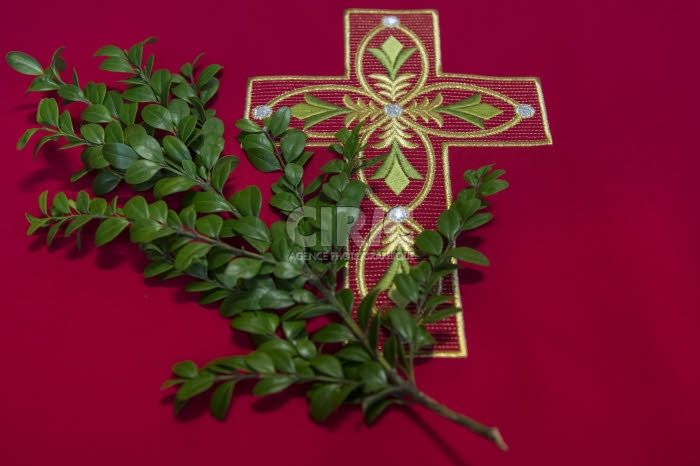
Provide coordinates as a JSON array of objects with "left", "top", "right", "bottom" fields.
[{"left": 245, "top": 9, "right": 552, "bottom": 356}]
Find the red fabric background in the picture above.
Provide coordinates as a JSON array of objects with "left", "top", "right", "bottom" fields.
[{"left": 1, "top": 1, "right": 698, "bottom": 466}]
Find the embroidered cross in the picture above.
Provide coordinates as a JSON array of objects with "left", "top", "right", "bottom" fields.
[{"left": 245, "top": 9, "right": 551, "bottom": 356}]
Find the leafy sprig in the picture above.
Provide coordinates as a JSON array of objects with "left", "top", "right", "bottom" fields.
[{"left": 8, "top": 40, "right": 510, "bottom": 451}]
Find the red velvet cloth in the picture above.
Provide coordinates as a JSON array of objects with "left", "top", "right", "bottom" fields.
[{"left": 1, "top": 1, "right": 698, "bottom": 466}]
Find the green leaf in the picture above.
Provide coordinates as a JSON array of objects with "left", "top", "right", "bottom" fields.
[
  {"left": 88, "top": 197, "right": 108, "bottom": 215},
  {"left": 201, "top": 78, "right": 220, "bottom": 104},
  {"left": 220, "top": 258, "right": 262, "bottom": 287},
  {"left": 312, "top": 324, "right": 355, "bottom": 343},
  {"left": 335, "top": 345, "right": 371, "bottom": 362},
  {"left": 69, "top": 169, "right": 89, "bottom": 183},
  {"left": 414, "top": 325, "right": 436, "bottom": 349},
  {"left": 176, "top": 373, "right": 215, "bottom": 400},
  {"left": 99, "top": 57, "right": 134, "bottom": 74},
  {"left": 259, "top": 290, "right": 295, "bottom": 309},
  {"left": 479, "top": 179, "right": 509, "bottom": 196},
  {"left": 231, "top": 312, "right": 279, "bottom": 335},
  {"left": 336, "top": 289, "right": 354, "bottom": 313},
  {"left": 77, "top": 192, "right": 92, "bottom": 213},
  {"left": 199, "top": 141, "right": 222, "bottom": 169},
  {"left": 80, "top": 124, "right": 105, "bottom": 144},
  {"left": 196, "top": 214, "right": 223, "bottom": 237},
  {"left": 393, "top": 274, "right": 419, "bottom": 302},
  {"left": 308, "top": 383, "right": 354, "bottom": 422},
  {"left": 162, "top": 135, "right": 191, "bottom": 162},
  {"left": 144, "top": 261, "right": 172, "bottom": 279},
  {"left": 168, "top": 98, "right": 189, "bottom": 125},
  {"left": 229, "top": 186, "right": 262, "bottom": 216},
  {"left": 388, "top": 308, "right": 416, "bottom": 343},
  {"left": 363, "top": 395, "right": 398, "bottom": 425},
  {"left": 210, "top": 381, "right": 235, "bottom": 421},
  {"left": 241, "top": 133, "right": 280, "bottom": 172},
  {"left": 262, "top": 348, "right": 296, "bottom": 374},
  {"left": 94, "top": 218, "right": 129, "bottom": 246},
  {"left": 282, "top": 320, "right": 307, "bottom": 340},
  {"left": 269, "top": 192, "right": 300, "bottom": 213},
  {"left": 81, "top": 104, "right": 112, "bottom": 123},
  {"left": 92, "top": 170, "right": 121, "bottom": 195},
  {"left": 174, "top": 242, "right": 212, "bottom": 270},
  {"left": 172, "top": 83, "right": 196, "bottom": 100},
  {"left": 423, "top": 307, "right": 462, "bottom": 324},
  {"left": 58, "top": 85, "right": 86, "bottom": 102},
  {"left": 196, "top": 64, "right": 221, "bottom": 88},
  {"left": 27, "top": 76, "right": 59, "bottom": 92},
  {"left": 125, "top": 126, "right": 163, "bottom": 161},
  {"left": 51, "top": 192, "right": 70, "bottom": 215},
  {"left": 38, "top": 190, "right": 49, "bottom": 215},
  {"left": 358, "top": 361, "right": 388, "bottom": 392},
  {"left": 83, "top": 82, "right": 106, "bottom": 105},
  {"left": 235, "top": 119, "right": 261, "bottom": 133},
  {"left": 103, "top": 143, "right": 139, "bottom": 170},
  {"left": 152, "top": 69, "right": 171, "bottom": 105},
  {"left": 123, "top": 196, "right": 149, "bottom": 219},
  {"left": 177, "top": 115, "right": 198, "bottom": 143},
  {"left": 280, "top": 129, "right": 307, "bottom": 162},
  {"left": 212, "top": 156, "right": 238, "bottom": 192},
  {"left": 94, "top": 45, "right": 125, "bottom": 58},
  {"left": 447, "top": 247, "right": 489, "bottom": 266},
  {"left": 231, "top": 217, "right": 270, "bottom": 252},
  {"left": 31, "top": 134, "right": 54, "bottom": 159},
  {"left": 172, "top": 361, "right": 198, "bottom": 379},
  {"left": 462, "top": 212, "right": 493, "bottom": 230},
  {"left": 273, "top": 261, "right": 302, "bottom": 280},
  {"left": 453, "top": 197, "right": 481, "bottom": 223},
  {"left": 192, "top": 191, "right": 232, "bottom": 213},
  {"left": 37, "top": 98, "right": 59, "bottom": 127},
  {"left": 252, "top": 375, "right": 293, "bottom": 396},
  {"left": 310, "top": 355, "right": 343, "bottom": 378},
  {"left": 284, "top": 163, "right": 303, "bottom": 186},
  {"left": 125, "top": 160, "right": 160, "bottom": 184},
  {"left": 6, "top": 51, "right": 44, "bottom": 75},
  {"left": 415, "top": 230, "right": 443, "bottom": 256},
  {"left": 104, "top": 121, "right": 124, "bottom": 144},
  {"left": 283, "top": 304, "right": 338, "bottom": 320},
  {"left": 357, "top": 290, "right": 378, "bottom": 329},
  {"left": 17, "top": 128, "right": 41, "bottom": 150},
  {"left": 437, "top": 209, "right": 461, "bottom": 240},
  {"left": 141, "top": 104, "right": 173, "bottom": 131},
  {"left": 246, "top": 351, "right": 275, "bottom": 373},
  {"left": 153, "top": 177, "right": 195, "bottom": 198},
  {"left": 123, "top": 85, "right": 156, "bottom": 103},
  {"left": 119, "top": 102, "right": 138, "bottom": 126},
  {"left": 267, "top": 107, "right": 291, "bottom": 137}
]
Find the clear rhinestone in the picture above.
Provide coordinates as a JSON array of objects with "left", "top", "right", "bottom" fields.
[
  {"left": 252, "top": 105, "right": 273, "bottom": 120},
  {"left": 382, "top": 16, "right": 400, "bottom": 27},
  {"left": 387, "top": 206, "right": 409, "bottom": 223},
  {"left": 515, "top": 104, "right": 535, "bottom": 118},
  {"left": 384, "top": 104, "right": 403, "bottom": 118}
]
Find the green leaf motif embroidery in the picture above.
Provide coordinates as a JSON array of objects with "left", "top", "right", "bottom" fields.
[
  {"left": 368, "top": 36, "right": 416, "bottom": 80},
  {"left": 437, "top": 94, "right": 503, "bottom": 130},
  {"left": 291, "top": 94, "right": 349, "bottom": 129},
  {"left": 374, "top": 246, "right": 411, "bottom": 292},
  {"left": 370, "top": 141, "right": 423, "bottom": 195}
]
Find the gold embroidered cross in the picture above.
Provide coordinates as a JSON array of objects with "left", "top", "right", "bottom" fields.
[{"left": 245, "top": 9, "right": 551, "bottom": 356}]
